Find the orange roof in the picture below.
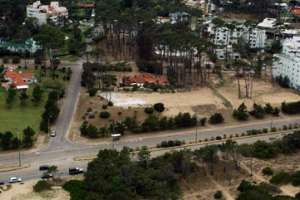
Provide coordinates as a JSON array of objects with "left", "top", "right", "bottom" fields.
[
  {"left": 4, "top": 70, "right": 33, "bottom": 87},
  {"left": 291, "top": 7, "right": 300, "bottom": 16},
  {"left": 123, "top": 73, "right": 169, "bottom": 86}
]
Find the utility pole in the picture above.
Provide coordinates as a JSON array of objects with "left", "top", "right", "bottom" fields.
[{"left": 195, "top": 125, "right": 198, "bottom": 143}]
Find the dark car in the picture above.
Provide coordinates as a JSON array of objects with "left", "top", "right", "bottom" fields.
[
  {"left": 69, "top": 167, "right": 84, "bottom": 175},
  {"left": 39, "top": 165, "right": 50, "bottom": 171},
  {"left": 0, "top": 181, "right": 5, "bottom": 185},
  {"left": 41, "top": 173, "right": 53, "bottom": 179}
]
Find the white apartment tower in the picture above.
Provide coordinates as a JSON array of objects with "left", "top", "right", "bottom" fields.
[{"left": 273, "top": 36, "right": 300, "bottom": 90}]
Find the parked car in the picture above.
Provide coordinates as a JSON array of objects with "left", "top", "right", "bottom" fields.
[
  {"left": 69, "top": 167, "right": 84, "bottom": 175},
  {"left": 0, "top": 181, "right": 5, "bottom": 185},
  {"left": 39, "top": 165, "right": 50, "bottom": 171},
  {"left": 50, "top": 130, "right": 56, "bottom": 137},
  {"left": 9, "top": 177, "right": 22, "bottom": 183},
  {"left": 41, "top": 173, "right": 53, "bottom": 179}
]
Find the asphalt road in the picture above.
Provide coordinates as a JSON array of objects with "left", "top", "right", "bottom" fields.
[{"left": 1, "top": 58, "right": 300, "bottom": 183}]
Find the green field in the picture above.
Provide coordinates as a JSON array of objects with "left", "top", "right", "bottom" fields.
[{"left": 0, "top": 88, "right": 45, "bottom": 135}]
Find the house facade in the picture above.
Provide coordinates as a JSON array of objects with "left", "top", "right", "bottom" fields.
[
  {"left": 2, "top": 70, "right": 36, "bottom": 90},
  {"left": 273, "top": 36, "right": 300, "bottom": 90}
]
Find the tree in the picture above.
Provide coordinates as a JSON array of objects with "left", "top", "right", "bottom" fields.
[
  {"left": 138, "top": 146, "right": 150, "bottom": 167},
  {"left": 0, "top": 131, "right": 13, "bottom": 150},
  {"left": 19, "top": 90, "right": 29, "bottom": 105},
  {"left": 22, "top": 126, "right": 35, "bottom": 147},
  {"left": 32, "top": 85, "right": 43, "bottom": 103},
  {"left": 233, "top": 103, "right": 249, "bottom": 121},
  {"left": 6, "top": 87, "right": 17, "bottom": 106},
  {"left": 153, "top": 103, "right": 165, "bottom": 113},
  {"left": 209, "top": 113, "right": 224, "bottom": 124}
]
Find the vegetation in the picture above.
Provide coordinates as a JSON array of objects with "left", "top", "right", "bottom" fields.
[
  {"left": 282, "top": 101, "right": 300, "bottom": 115},
  {"left": 262, "top": 167, "right": 274, "bottom": 176},
  {"left": 63, "top": 180, "right": 87, "bottom": 200},
  {"left": 33, "top": 180, "right": 52, "bottom": 192},
  {"left": 99, "top": 111, "right": 111, "bottom": 119},
  {"left": 209, "top": 113, "right": 224, "bottom": 124},
  {"left": 157, "top": 140, "right": 185, "bottom": 148}
]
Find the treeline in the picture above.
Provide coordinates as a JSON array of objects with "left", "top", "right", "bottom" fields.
[
  {"left": 239, "top": 130, "right": 300, "bottom": 159},
  {"left": 40, "top": 90, "right": 62, "bottom": 133},
  {"left": 282, "top": 101, "right": 300, "bottom": 115},
  {"left": 233, "top": 103, "right": 280, "bottom": 121},
  {"left": 0, "top": 127, "right": 35, "bottom": 150},
  {"left": 65, "top": 148, "right": 196, "bottom": 200}
]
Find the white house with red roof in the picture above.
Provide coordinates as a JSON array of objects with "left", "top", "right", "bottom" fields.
[{"left": 2, "top": 70, "right": 36, "bottom": 90}]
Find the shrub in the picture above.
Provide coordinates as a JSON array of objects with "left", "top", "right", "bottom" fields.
[
  {"left": 270, "top": 171, "right": 291, "bottom": 185},
  {"left": 88, "top": 88, "right": 97, "bottom": 97},
  {"left": 214, "top": 191, "right": 223, "bottom": 199},
  {"left": 291, "top": 171, "right": 300, "bottom": 186},
  {"left": 102, "top": 105, "right": 108, "bottom": 110},
  {"left": 200, "top": 117, "right": 207, "bottom": 126},
  {"left": 153, "top": 103, "right": 165, "bottom": 112},
  {"left": 63, "top": 180, "right": 87, "bottom": 200},
  {"left": 108, "top": 101, "right": 114, "bottom": 106},
  {"left": 209, "top": 113, "right": 224, "bottom": 124},
  {"left": 33, "top": 180, "right": 52, "bottom": 192},
  {"left": 216, "top": 136, "right": 222, "bottom": 140},
  {"left": 12, "top": 56, "right": 20, "bottom": 64},
  {"left": 99, "top": 111, "right": 110, "bottom": 119},
  {"left": 262, "top": 167, "right": 274, "bottom": 176},
  {"left": 144, "top": 107, "right": 154, "bottom": 114}
]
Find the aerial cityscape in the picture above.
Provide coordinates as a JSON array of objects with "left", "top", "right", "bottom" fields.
[{"left": 1, "top": 0, "right": 300, "bottom": 199}]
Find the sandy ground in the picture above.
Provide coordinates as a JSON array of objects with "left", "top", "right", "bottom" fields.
[
  {"left": 101, "top": 88, "right": 225, "bottom": 116},
  {"left": 217, "top": 73, "right": 300, "bottom": 109},
  {"left": 0, "top": 180, "right": 70, "bottom": 200}
]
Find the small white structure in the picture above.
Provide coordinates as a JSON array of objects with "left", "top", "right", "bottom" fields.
[
  {"left": 26, "top": 1, "right": 68, "bottom": 25},
  {"left": 273, "top": 36, "right": 300, "bottom": 90},
  {"left": 257, "top": 18, "right": 277, "bottom": 30}
]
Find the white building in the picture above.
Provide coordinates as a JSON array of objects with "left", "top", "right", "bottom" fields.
[
  {"left": 257, "top": 18, "right": 277, "bottom": 30},
  {"left": 273, "top": 36, "right": 300, "bottom": 90},
  {"left": 243, "top": 28, "right": 267, "bottom": 49},
  {"left": 26, "top": 1, "right": 68, "bottom": 25}
]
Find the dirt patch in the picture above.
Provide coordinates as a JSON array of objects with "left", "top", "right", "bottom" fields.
[{"left": 0, "top": 180, "right": 69, "bottom": 200}]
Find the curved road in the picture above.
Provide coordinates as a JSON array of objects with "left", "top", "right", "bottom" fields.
[{"left": 1, "top": 59, "right": 300, "bottom": 182}]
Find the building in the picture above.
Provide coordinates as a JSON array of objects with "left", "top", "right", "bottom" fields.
[
  {"left": 273, "top": 36, "right": 300, "bottom": 90},
  {"left": 122, "top": 73, "right": 169, "bottom": 87},
  {"left": 243, "top": 28, "right": 267, "bottom": 49},
  {"left": 26, "top": 1, "right": 68, "bottom": 25},
  {"left": 0, "top": 38, "right": 41, "bottom": 54},
  {"left": 257, "top": 18, "right": 277, "bottom": 30},
  {"left": 2, "top": 70, "right": 36, "bottom": 90}
]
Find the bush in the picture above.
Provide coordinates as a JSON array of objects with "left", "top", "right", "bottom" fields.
[
  {"left": 144, "top": 107, "right": 154, "bottom": 114},
  {"left": 12, "top": 56, "right": 20, "bottom": 64},
  {"left": 63, "top": 180, "right": 87, "bottom": 200},
  {"left": 270, "top": 171, "right": 291, "bottom": 185},
  {"left": 108, "top": 101, "right": 114, "bottom": 106},
  {"left": 209, "top": 113, "right": 224, "bottom": 124},
  {"left": 153, "top": 103, "right": 165, "bottom": 112},
  {"left": 102, "top": 105, "right": 108, "bottom": 110},
  {"left": 214, "top": 191, "right": 223, "bottom": 199},
  {"left": 88, "top": 88, "right": 98, "bottom": 97},
  {"left": 99, "top": 111, "right": 110, "bottom": 119},
  {"left": 291, "top": 171, "right": 300, "bottom": 186},
  {"left": 262, "top": 167, "right": 274, "bottom": 176},
  {"left": 33, "top": 180, "right": 52, "bottom": 192}
]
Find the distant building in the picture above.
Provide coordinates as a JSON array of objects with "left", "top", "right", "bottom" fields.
[
  {"left": 273, "top": 36, "right": 300, "bottom": 90},
  {"left": 257, "top": 18, "right": 277, "bottom": 30},
  {"left": 2, "top": 70, "right": 36, "bottom": 90},
  {"left": 122, "top": 73, "right": 169, "bottom": 87},
  {"left": 26, "top": 1, "right": 68, "bottom": 26},
  {"left": 0, "top": 38, "right": 41, "bottom": 54},
  {"left": 169, "top": 12, "right": 191, "bottom": 24}
]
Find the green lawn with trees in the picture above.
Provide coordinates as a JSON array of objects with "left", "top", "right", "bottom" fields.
[{"left": 0, "top": 87, "right": 45, "bottom": 134}]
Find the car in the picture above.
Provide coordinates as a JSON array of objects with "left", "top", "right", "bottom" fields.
[
  {"left": 39, "top": 165, "right": 50, "bottom": 171},
  {"left": 0, "top": 181, "right": 5, "bottom": 185},
  {"left": 9, "top": 177, "right": 22, "bottom": 183},
  {"left": 41, "top": 173, "right": 53, "bottom": 179},
  {"left": 69, "top": 167, "right": 84, "bottom": 175},
  {"left": 50, "top": 130, "right": 56, "bottom": 137}
]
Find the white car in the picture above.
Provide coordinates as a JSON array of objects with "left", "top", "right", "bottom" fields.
[
  {"left": 9, "top": 177, "right": 22, "bottom": 183},
  {"left": 50, "top": 130, "right": 56, "bottom": 137}
]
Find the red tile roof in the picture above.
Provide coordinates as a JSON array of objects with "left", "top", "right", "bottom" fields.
[
  {"left": 4, "top": 70, "right": 33, "bottom": 88},
  {"left": 123, "top": 73, "right": 169, "bottom": 86},
  {"left": 291, "top": 7, "right": 300, "bottom": 16}
]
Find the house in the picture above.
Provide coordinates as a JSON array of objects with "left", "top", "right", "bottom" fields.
[
  {"left": 273, "top": 36, "right": 300, "bottom": 90},
  {"left": 2, "top": 70, "right": 36, "bottom": 90},
  {"left": 169, "top": 12, "right": 191, "bottom": 24},
  {"left": 122, "top": 73, "right": 169, "bottom": 87},
  {"left": 26, "top": 1, "right": 68, "bottom": 26}
]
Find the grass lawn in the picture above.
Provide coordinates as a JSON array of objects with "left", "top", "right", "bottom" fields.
[{"left": 0, "top": 88, "right": 45, "bottom": 135}]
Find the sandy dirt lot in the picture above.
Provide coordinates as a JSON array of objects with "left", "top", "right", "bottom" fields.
[
  {"left": 101, "top": 88, "right": 226, "bottom": 116},
  {"left": 217, "top": 73, "right": 300, "bottom": 109},
  {"left": 0, "top": 180, "right": 69, "bottom": 200}
]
